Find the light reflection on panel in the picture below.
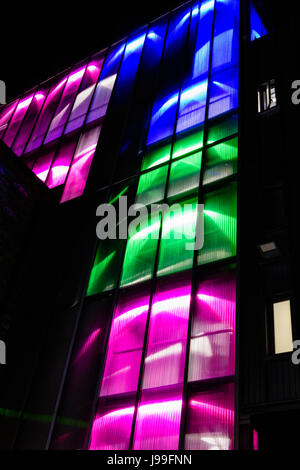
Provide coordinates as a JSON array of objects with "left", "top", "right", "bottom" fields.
[
  {"left": 0, "top": 100, "right": 19, "bottom": 138},
  {"left": 198, "top": 182, "right": 237, "bottom": 265},
  {"left": 64, "top": 54, "right": 105, "bottom": 134},
  {"left": 12, "top": 89, "right": 48, "bottom": 156},
  {"left": 141, "top": 142, "right": 171, "bottom": 171},
  {"left": 32, "top": 148, "right": 56, "bottom": 182},
  {"left": 157, "top": 198, "right": 198, "bottom": 277},
  {"left": 168, "top": 151, "right": 202, "bottom": 200},
  {"left": 176, "top": 80, "right": 208, "bottom": 133},
  {"left": 100, "top": 288, "right": 150, "bottom": 396},
  {"left": 188, "top": 269, "right": 236, "bottom": 382},
  {"left": 46, "top": 137, "right": 78, "bottom": 188},
  {"left": 147, "top": 91, "right": 179, "bottom": 146},
  {"left": 89, "top": 402, "right": 135, "bottom": 450},
  {"left": 173, "top": 126, "right": 204, "bottom": 159},
  {"left": 3, "top": 93, "right": 35, "bottom": 147},
  {"left": 133, "top": 386, "right": 183, "bottom": 450},
  {"left": 60, "top": 125, "right": 102, "bottom": 202},
  {"left": 44, "top": 64, "right": 86, "bottom": 144},
  {"left": 185, "top": 383, "right": 235, "bottom": 450},
  {"left": 135, "top": 165, "right": 168, "bottom": 206},
  {"left": 208, "top": 67, "right": 238, "bottom": 119},
  {"left": 203, "top": 136, "right": 237, "bottom": 185},
  {"left": 206, "top": 113, "right": 237, "bottom": 145},
  {"left": 142, "top": 276, "right": 191, "bottom": 389},
  {"left": 24, "top": 74, "right": 69, "bottom": 153}
]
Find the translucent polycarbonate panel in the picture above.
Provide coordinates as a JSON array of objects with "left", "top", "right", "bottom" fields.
[
  {"left": 46, "top": 137, "right": 78, "bottom": 188},
  {"left": 3, "top": 93, "right": 35, "bottom": 147},
  {"left": 120, "top": 210, "right": 161, "bottom": 287},
  {"left": 12, "top": 89, "right": 48, "bottom": 156},
  {"left": 168, "top": 152, "right": 202, "bottom": 200},
  {"left": 206, "top": 113, "right": 237, "bottom": 145},
  {"left": 118, "top": 28, "right": 146, "bottom": 83},
  {"left": 203, "top": 137, "right": 238, "bottom": 185},
  {"left": 157, "top": 198, "right": 198, "bottom": 277},
  {"left": 250, "top": 2, "right": 268, "bottom": 41},
  {"left": 60, "top": 125, "right": 102, "bottom": 202},
  {"left": 173, "top": 126, "right": 204, "bottom": 159},
  {"left": 64, "top": 54, "right": 105, "bottom": 134},
  {"left": 147, "top": 90, "right": 179, "bottom": 146},
  {"left": 87, "top": 239, "right": 123, "bottom": 295},
  {"left": 32, "top": 148, "right": 56, "bottom": 182},
  {"left": 273, "top": 300, "right": 293, "bottom": 354},
  {"left": 89, "top": 401, "right": 135, "bottom": 450},
  {"left": 208, "top": 67, "right": 238, "bottom": 119},
  {"left": 25, "top": 73, "right": 69, "bottom": 153},
  {"left": 0, "top": 100, "right": 19, "bottom": 138},
  {"left": 176, "top": 80, "right": 208, "bottom": 133},
  {"left": 211, "top": 0, "right": 239, "bottom": 74},
  {"left": 141, "top": 143, "right": 171, "bottom": 171},
  {"left": 185, "top": 383, "right": 235, "bottom": 450},
  {"left": 188, "top": 270, "right": 236, "bottom": 382},
  {"left": 100, "top": 288, "right": 150, "bottom": 396},
  {"left": 135, "top": 165, "right": 168, "bottom": 206},
  {"left": 133, "top": 386, "right": 183, "bottom": 450},
  {"left": 192, "top": 0, "right": 215, "bottom": 80},
  {"left": 142, "top": 275, "right": 191, "bottom": 389},
  {"left": 86, "top": 42, "right": 125, "bottom": 124},
  {"left": 198, "top": 182, "right": 237, "bottom": 265},
  {"left": 44, "top": 64, "right": 86, "bottom": 144}
]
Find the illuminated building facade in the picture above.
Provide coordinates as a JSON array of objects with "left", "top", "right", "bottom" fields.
[{"left": 2, "top": 0, "right": 288, "bottom": 451}]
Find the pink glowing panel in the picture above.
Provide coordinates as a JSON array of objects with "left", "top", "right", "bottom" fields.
[
  {"left": 133, "top": 386, "right": 183, "bottom": 450},
  {"left": 12, "top": 88, "right": 48, "bottom": 156},
  {"left": 89, "top": 403, "right": 135, "bottom": 450},
  {"left": 100, "top": 288, "right": 150, "bottom": 397},
  {"left": 3, "top": 93, "right": 35, "bottom": 147},
  {"left": 25, "top": 73, "right": 69, "bottom": 153},
  {"left": 185, "top": 383, "right": 235, "bottom": 450},
  {"left": 188, "top": 271, "right": 236, "bottom": 382},
  {"left": 32, "top": 148, "right": 56, "bottom": 182},
  {"left": 142, "top": 277, "right": 192, "bottom": 389},
  {"left": 44, "top": 64, "right": 86, "bottom": 144},
  {"left": 60, "top": 125, "right": 101, "bottom": 202},
  {"left": 46, "top": 137, "right": 78, "bottom": 188},
  {"left": 64, "top": 54, "right": 105, "bottom": 135},
  {"left": 0, "top": 100, "right": 19, "bottom": 138}
]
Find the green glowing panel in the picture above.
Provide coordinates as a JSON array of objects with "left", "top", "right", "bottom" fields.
[
  {"left": 136, "top": 165, "right": 168, "bottom": 206},
  {"left": 172, "top": 127, "right": 204, "bottom": 159},
  {"left": 207, "top": 114, "right": 238, "bottom": 145},
  {"left": 87, "top": 239, "right": 123, "bottom": 295},
  {"left": 198, "top": 182, "right": 237, "bottom": 265},
  {"left": 168, "top": 152, "right": 202, "bottom": 200},
  {"left": 141, "top": 143, "right": 171, "bottom": 171},
  {"left": 203, "top": 137, "right": 238, "bottom": 185},
  {"left": 120, "top": 211, "right": 161, "bottom": 287},
  {"left": 157, "top": 197, "right": 198, "bottom": 277}
]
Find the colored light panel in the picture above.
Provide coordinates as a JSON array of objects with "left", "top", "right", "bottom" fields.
[
  {"left": 0, "top": 100, "right": 19, "bottom": 138},
  {"left": 133, "top": 386, "right": 183, "bottom": 450},
  {"left": 60, "top": 125, "right": 102, "bottom": 202},
  {"left": 168, "top": 151, "right": 202, "bottom": 200},
  {"left": 198, "top": 182, "right": 237, "bottom": 265},
  {"left": 203, "top": 136, "right": 237, "bottom": 185},
  {"left": 46, "top": 137, "right": 78, "bottom": 188},
  {"left": 188, "top": 270, "right": 236, "bottom": 382},
  {"left": 206, "top": 113, "right": 237, "bottom": 145},
  {"left": 100, "top": 288, "right": 150, "bottom": 396},
  {"left": 185, "top": 383, "right": 235, "bottom": 450},
  {"left": 32, "top": 148, "right": 56, "bottom": 182},
  {"left": 141, "top": 143, "right": 171, "bottom": 171},
  {"left": 3, "top": 93, "right": 35, "bottom": 147},
  {"left": 135, "top": 165, "right": 168, "bottom": 206},
  {"left": 173, "top": 126, "right": 204, "bottom": 159}
]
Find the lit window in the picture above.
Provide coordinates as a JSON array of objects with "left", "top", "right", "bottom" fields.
[
  {"left": 273, "top": 300, "right": 293, "bottom": 354},
  {"left": 257, "top": 80, "right": 277, "bottom": 113}
]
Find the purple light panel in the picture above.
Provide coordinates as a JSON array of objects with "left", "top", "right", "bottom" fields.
[
  {"left": 142, "top": 276, "right": 191, "bottom": 389},
  {"left": 3, "top": 93, "right": 35, "bottom": 147},
  {"left": 100, "top": 287, "right": 150, "bottom": 397},
  {"left": 133, "top": 386, "right": 183, "bottom": 450},
  {"left": 188, "top": 271, "right": 236, "bottom": 382},
  {"left": 0, "top": 100, "right": 19, "bottom": 138},
  {"left": 185, "top": 383, "right": 235, "bottom": 450},
  {"left": 60, "top": 125, "right": 101, "bottom": 202},
  {"left": 46, "top": 137, "right": 78, "bottom": 188},
  {"left": 89, "top": 402, "right": 135, "bottom": 450}
]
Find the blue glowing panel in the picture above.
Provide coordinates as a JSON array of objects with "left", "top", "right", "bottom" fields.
[
  {"left": 86, "top": 42, "right": 126, "bottom": 124},
  {"left": 250, "top": 3, "right": 267, "bottom": 41},
  {"left": 192, "top": 0, "right": 215, "bottom": 80},
  {"left": 176, "top": 80, "right": 208, "bottom": 133},
  {"left": 141, "top": 18, "right": 168, "bottom": 75},
  {"left": 208, "top": 67, "right": 238, "bottom": 119},
  {"left": 147, "top": 91, "right": 179, "bottom": 145},
  {"left": 211, "top": 0, "right": 239, "bottom": 76},
  {"left": 118, "top": 29, "right": 147, "bottom": 87}
]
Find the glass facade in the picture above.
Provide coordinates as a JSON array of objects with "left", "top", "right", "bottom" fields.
[{"left": 0, "top": 0, "right": 268, "bottom": 451}]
